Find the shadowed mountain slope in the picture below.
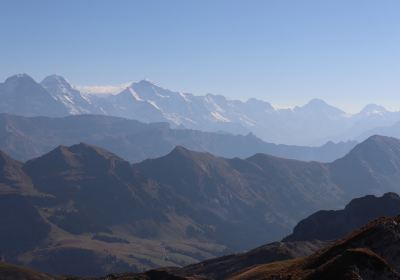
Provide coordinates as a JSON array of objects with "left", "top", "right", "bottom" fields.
[
  {"left": 62, "top": 193, "right": 400, "bottom": 279},
  {"left": 284, "top": 192, "right": 400, "bottom": 242},
  {"left": 233, "top": 216, "right": 400, "bottom": 280},
  {"left": 0, "top": 262, "right": 55, "bottom": 280},
  {"left": 1, "top": 136, "right": 400, "bottom": 276},
  {"left": 4, "top": 216, "right": 400, "bottom": 280}
]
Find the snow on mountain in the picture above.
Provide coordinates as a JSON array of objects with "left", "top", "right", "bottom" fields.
[
  {"left": 1, "top": 74, "right": 400, "bottom": 145},
  {"left": 0, "top": 74, "right": 69, "bottom": 117},
  {"left": 358, "top": 104, "right": 389, "bottom": 117},
  {"left": 41, "top": 75, "right": 96, "bottom": 114}
]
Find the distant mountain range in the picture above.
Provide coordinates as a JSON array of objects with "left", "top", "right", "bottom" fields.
[
  {"left": 1, "top": 74, "right": 400, "bottom": 145},
  {"left": 0, "top": 113, "right": 356, "bottom": 163},
  {"left": 358, "top": 120, "right": 400, "bottom": 141},
  {"left": 2, "top": 135, "right": 400, "bottom": 276}
]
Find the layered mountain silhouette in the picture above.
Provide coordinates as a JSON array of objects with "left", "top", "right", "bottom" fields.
[
  {"left": 0, "top": 135, "right": 400, "bottom": 276},
  {"left": 104, "top": 192, "right": 400, "bottom": 279},
  {"left": 0, "top": 113, "right": 356, "bottom": 163},
  {"left": 1, "top": 74, "right": 400, "bottom": 145},
  {"left": 4, "top": 193, "right": 400, "bottom": 279},
  {"left": 128, "top": 192, "right": 400, "bottom": 280},
  {"left": 358, "top": 119, "right": 400, "bottom": 142}
]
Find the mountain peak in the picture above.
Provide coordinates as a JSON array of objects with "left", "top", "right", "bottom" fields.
[
  {"left": 170, "top": 145, "right": 190, "bottom": 154},
  {"left": 303, "top": 98, "right": 337, "bottom": 109},
  {"left": 308, "top": 98, "right": 328, "bottom": 105},
  {"left": 284, "top": 192, "right": 400, "bottom": 242},
  {"left": 25, "top": 143, "right": 129, "bottom": 180},
  {"left": 301, "top": 98, "right": 335, "bottom": 109},
  {"left": 41, "top": 74, "right": 70, "bottom": 86},
  {"left": 29, "top": 142, "right": 122, "bottom": 165},
  {"left": 165, "top": 145, "right": 198, "bottom": 159},
  {"left": 40, "top": 74, "right": 76, "bottom": 94},
  {"left": 345, "top": 192, "right": 400, "bottom": 211},
  {"left": 130, "top": 79, "right": 160, "bottom": 91},
  {"left": 295, "top": 98, "right": 345, "bottom": 116},
  {"left": 146, "top": 145, "right": 217, "bottom": 167},
  {"left": 68, "top": 142, "right": 121, "bottom": 161},
  {"left": 359, "top": 104, "right": 388, "bottom": 115},
  {"left": 337, "top": 135, "right": 400, "bottom": 163},
  {"left": 4, "top": 73, "right": 36, "bottom": 86},
  {"left": 357, "top": 134, "right": 398, "bottom": 148},
  {"left": 135, "top": 79, "right": 157, "bottom": 86}
]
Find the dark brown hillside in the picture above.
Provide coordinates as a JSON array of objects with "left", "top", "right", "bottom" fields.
[
  {"left": 0, "top": 262, "right": 55, "bottom": 280},
  {"left": 0, "top": 194, "right": 50, "bottom": 255},
  {"left": 3, "top": 217, "right": 400, "bottom": 280},
  {"left": 175, "top": 240, "right": 327, "bottom": 280},
  {"left": 0, "top": 150, "right": 36, "bottom": 194},
  {"left": 135, "top": 146, "right": 343, "bottom": 250},
  {"left": 2, "top": 136, "right": 400, "bottom": 275},
  {"left": 232, "top": 216, "right": 400, "bottom": 280},
  {"left": 284, "top": 192, "right": 400, "bottom": 242},
  {"left": 23, "top": 143, "right": 164, "bottom": 234}
]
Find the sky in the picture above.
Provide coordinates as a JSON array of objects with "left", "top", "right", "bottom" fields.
[{"left": 1, "top": 0, "right": 400, "bottom": 112}]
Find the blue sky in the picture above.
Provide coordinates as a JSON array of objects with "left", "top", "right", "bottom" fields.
[{"left": 1, "top": 0, "right": 400, "bottom": 112}]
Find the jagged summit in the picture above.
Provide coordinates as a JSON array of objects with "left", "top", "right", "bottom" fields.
[
  {"left": 40, "top": 75, "right": 95, "bottom": 115},
  {"left": 41, "top": 74, "right": 72, "bottom": 89},
  {"left": 0, "top": 74, "right": 69, "bottom": 117},
  {"left": 2, "top": 73, "right": 400, "bottom": 145}
]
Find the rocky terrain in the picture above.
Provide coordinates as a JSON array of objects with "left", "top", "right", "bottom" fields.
[
  {"left": 1, "top": 135, "right": 400, "bottom": 276},
  {"left": 3, "top": 196, "right": 399, "bottom": 279},
  {"left": 230, "top": 216, "right": 400, "bottom": 280}
]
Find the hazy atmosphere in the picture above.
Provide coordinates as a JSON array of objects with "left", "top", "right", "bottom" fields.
[
  {"left": 2, "top": 0, "right": 400, "bottom": 112},
  {"left": 3, "top": 1, "right": 400, "bottom": 280}
]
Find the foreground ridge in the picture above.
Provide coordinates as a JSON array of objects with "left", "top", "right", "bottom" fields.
[{"left": 3, "top": 216, "right": 400, "bottom": 279}]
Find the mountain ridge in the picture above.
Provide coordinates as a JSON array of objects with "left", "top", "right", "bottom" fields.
[
  {"left": 0, "top": 113, "right": 357, "bottom": 163},
  {"left": 0, "top": 136, "right": 399, "bottom": 275},
  {"left": 2, "top": 74, "right": 400, "bottom": 145}
]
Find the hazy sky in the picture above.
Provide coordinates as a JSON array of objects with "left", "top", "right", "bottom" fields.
[{"left": 1, "top": 0, "right": 400, "bottom": 112}]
